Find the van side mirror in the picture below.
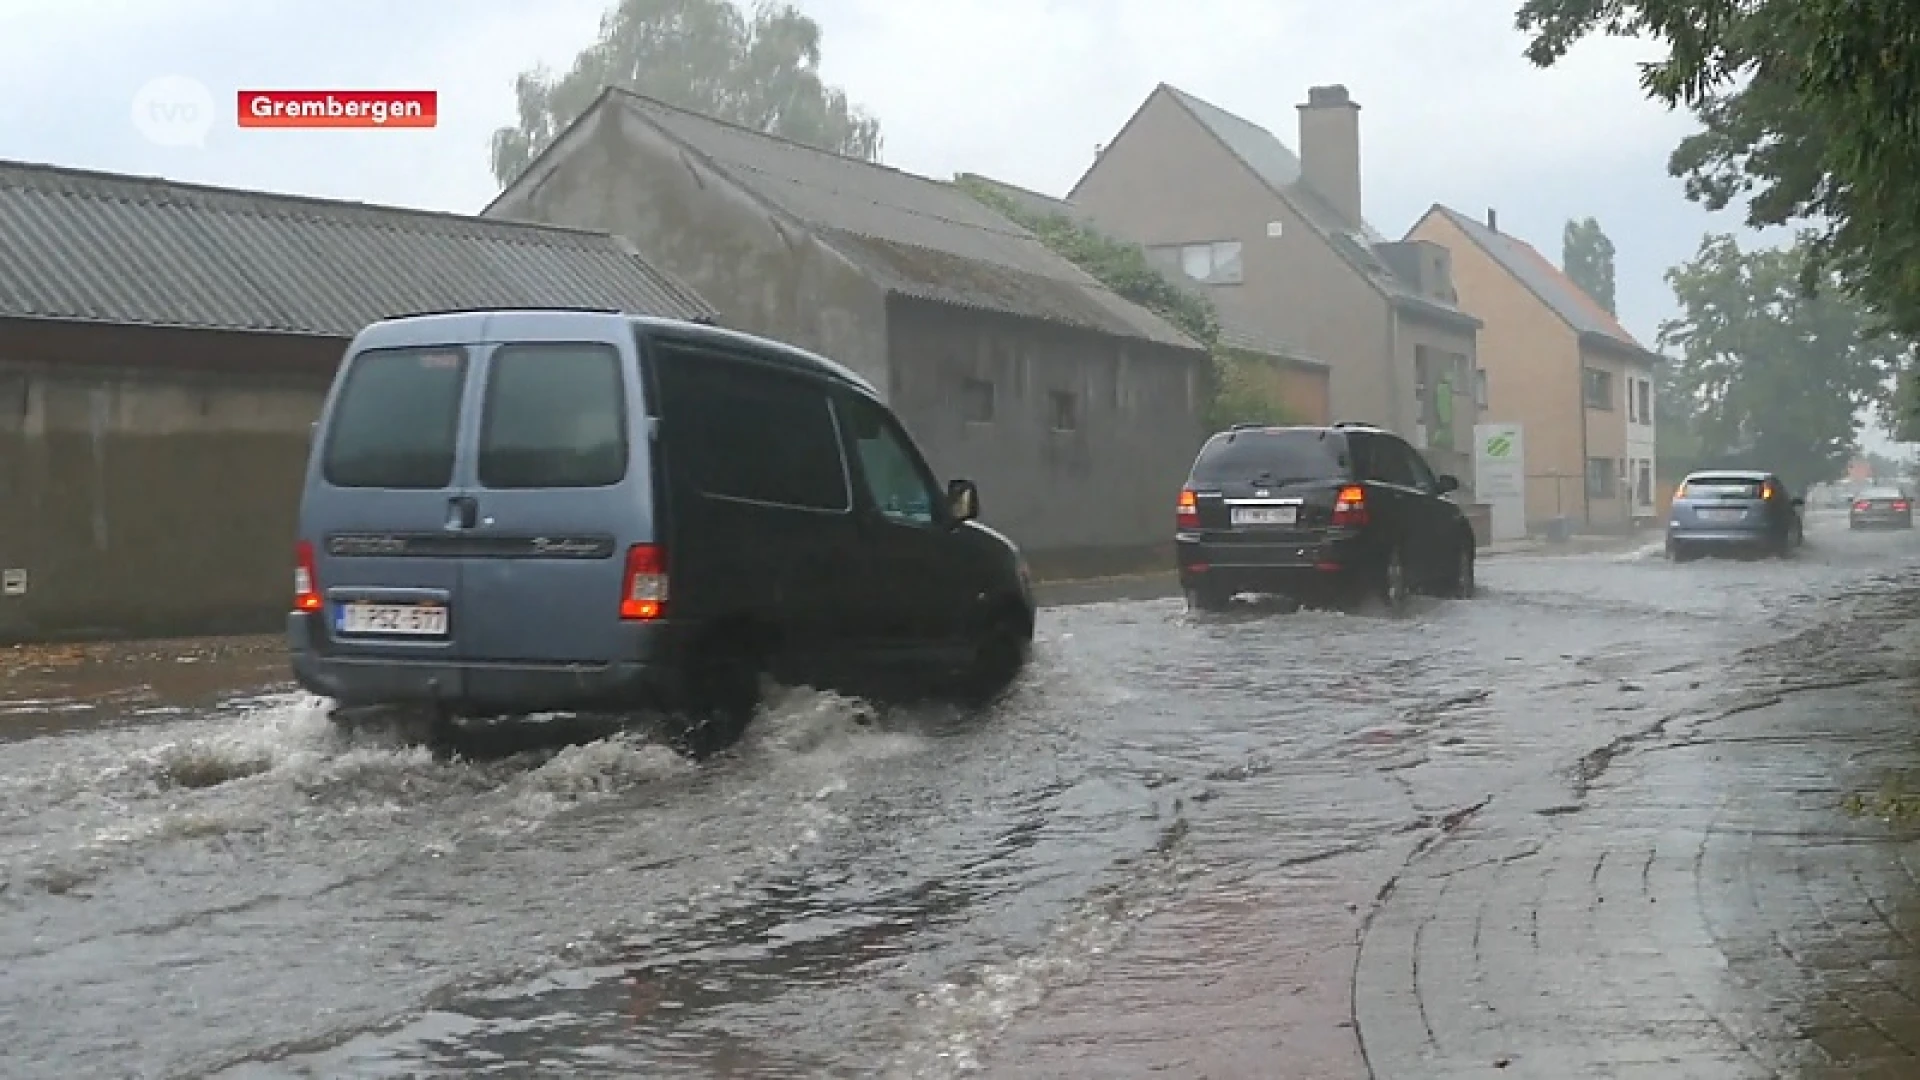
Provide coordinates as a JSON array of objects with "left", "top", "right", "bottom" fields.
[
  {"left": 947, "top": 478, "right": 979, "bottom": 522},
  {"left": 1433, "top": 474, "right": 1460, "bottom": 495}
]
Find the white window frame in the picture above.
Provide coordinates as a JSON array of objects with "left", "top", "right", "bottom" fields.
[{"left": 1156, "top": 240, "right": 1244, "bottom": 285}]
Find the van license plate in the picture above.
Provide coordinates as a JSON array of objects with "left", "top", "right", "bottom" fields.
[
  {"left": 337, "top": 603, "right": 448, "bottom": 636},
  {"left": 1232, "top": 506, "right": 1296, "bottom": 526}
]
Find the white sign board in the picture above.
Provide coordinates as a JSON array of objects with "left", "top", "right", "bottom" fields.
[{"left": 1473, "top": 423, "right": 1527, "bottom": 541}]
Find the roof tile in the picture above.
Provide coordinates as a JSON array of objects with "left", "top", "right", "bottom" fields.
[
  {"left": 0, "top": 159, "right": 716, "bottom": 336},
  {"left": 1431, "top": 205, "right": 1646, "bottom": 351},
  {"left": 610, "top": 91, "right": 1199, "bottom": 351}
]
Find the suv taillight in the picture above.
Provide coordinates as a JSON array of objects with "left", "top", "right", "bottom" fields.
[
  {"left": 1176, "top": 488, "right": 1200, "bottom": 530},
  {"left": 620, "top": 544, "right": 668, "bottom": 620},
  {"left": 1331, "top": 485, "right": 1368, "bottom": 527},
  {"left": 293, "top": 540, "right": 322, "bottom": 613}
]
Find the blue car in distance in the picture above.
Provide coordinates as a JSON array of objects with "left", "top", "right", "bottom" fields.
[{"left": 1666, "top": 469, "right": 1805, "bottom": 561}]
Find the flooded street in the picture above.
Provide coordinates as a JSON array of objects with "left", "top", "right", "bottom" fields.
[{"left": 6, "top": 513, "right": 1920, "bottom": 1079}]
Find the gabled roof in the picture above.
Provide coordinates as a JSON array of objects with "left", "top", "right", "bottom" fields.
[
  {"left": 956, "top": 172, "right": 1326, "bottom": 369},
  {"left": 490, "top": 89, "right": 1200, "bottom": 353},
  {"left": 1073, "top": 84, "right": 1477, "bottom": 330},
  {"left": 1420, "top": 205, "right": 1652, "bottom": 357},
  {"left": 0, "top": 159, "right": 716, "bottom": 337}
]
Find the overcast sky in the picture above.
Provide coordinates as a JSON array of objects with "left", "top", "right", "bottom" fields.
[{"left": 8, "top": 0, "right": 1880, "bottom": 444}]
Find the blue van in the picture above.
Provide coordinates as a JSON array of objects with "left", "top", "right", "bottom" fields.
[{"left": 288, "top": 310, "right": 1035, "bottom": 752}]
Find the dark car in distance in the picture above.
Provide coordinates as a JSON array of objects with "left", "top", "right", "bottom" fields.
[
  {"left": 1849, "top": 486, "right": 1913, "bottom": 530},
  {"left": 1665, "top": 469, "right": 1805, "bottom": 560},
  {"left": 1174, "top": 422, "right": 1477, "bottom": 615}
]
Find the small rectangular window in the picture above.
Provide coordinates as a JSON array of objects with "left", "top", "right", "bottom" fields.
[
  {"left": 1636, "top": 378, "right": 1652, "bottom": 423},
  {"left": 1473, "top": 369, "right": 1489, "bottom": 409},
  {"left": 322, "top": 347, "right": 467, "bottom": 489},
  {"left": 1177, "top": 240, "right": 1244, "bottom": 285},
  {"left": 1049, "top": 389, "right": 1078, "bottom": 431},
  {"left": 478, "top": 343, "right": 628, "bottom": 489},
  {"left": 1583, "top": 367, "right": 1614, "bottom": 410},
  {"left": 962, "top": 377, "right": 994, "bottom": 423},
  {"left": 1586, "top": 456, "right": 1617, "bottom": 499}
]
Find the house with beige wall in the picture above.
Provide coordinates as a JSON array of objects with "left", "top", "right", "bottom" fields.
[
  {"left": 1059, "top": 83, "right": 1483, "bottom": 486},
  {"left": 1407, "top": 206, "right": 1661, "bottom": 532},
  {"left": 956, "top": 171, "right": 1334, "bottom": 424}
]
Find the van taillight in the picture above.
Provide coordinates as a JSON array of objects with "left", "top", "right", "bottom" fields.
[
  {"left": 1176, "top": 488, "right": 1200, "bottom": 530},
  {"left": 1331, "top": 485, "right": 1368, "bottom": 527},
  {"left": 293, "top": 540, "right": 322, "bottom": 613},
  {"left": 620, "top": 544, "right": 668, "bottom": 620}
]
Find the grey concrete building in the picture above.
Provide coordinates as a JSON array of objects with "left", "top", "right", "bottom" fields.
[
  {"left": 1064, "top": 83, "right": 1484, "bottom": 486},
  {"left": 483, "top": 88, "right": 1213, "bottom": 576},
  {"left": 0, "top": 159, "right": 715, "bottom": 642}
]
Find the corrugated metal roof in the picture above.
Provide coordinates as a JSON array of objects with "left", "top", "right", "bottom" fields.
[
  {"left": 1431, "top": 206, "right": 1647, "bottom": 351},
  {"left": 0, "top": 159, "right": 717, "bottom": 336},
  {"left": 1155, "top": 85, "right": 1474, "bottom": 326},
  {"left": 958, "top": 172, "right": 1326, "bottom": 368},
  {"left": 608, "top": 91, "right": 1200, "bottom": 352}
]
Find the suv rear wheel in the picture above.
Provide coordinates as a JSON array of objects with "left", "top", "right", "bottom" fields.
[
  {"left": 1377, "top": 546, "right": 1411, "bottom": 615},
  {"left": 1184, "top": 585, "right": 1233, "bottom": 614},
  {"left": 1443, "top": 534, "right": 1476, "bottom": 598}
]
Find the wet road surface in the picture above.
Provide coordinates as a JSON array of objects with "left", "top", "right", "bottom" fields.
[{"left": 5, "top": 513, "right": 1920, "bottom": 1078}]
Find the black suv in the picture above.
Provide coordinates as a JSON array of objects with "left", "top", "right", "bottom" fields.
[{"left": 1174, "top": 422, "right": 1477, "bottom": 613}]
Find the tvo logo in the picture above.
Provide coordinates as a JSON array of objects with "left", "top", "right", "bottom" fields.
[{"left": 131, "top": 76, "right": 215, "bottom": 148}]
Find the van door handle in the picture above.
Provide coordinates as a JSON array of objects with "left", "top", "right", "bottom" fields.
[{"left": 446, "top": 496, "right": 478, "bottom": 530}]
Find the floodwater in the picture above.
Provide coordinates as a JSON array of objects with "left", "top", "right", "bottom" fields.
[{"left": 4, "top": 512, "right": 1920, "bottom": 1079}]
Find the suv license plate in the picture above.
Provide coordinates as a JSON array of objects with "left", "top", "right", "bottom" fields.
[
  {"left": 1232, "top": 506, "right": 1296, "bottom": 526},
  {"left": 337, "top": 602, "right": 448, "bottom": 636}
]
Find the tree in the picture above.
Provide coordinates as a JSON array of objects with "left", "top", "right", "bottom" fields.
[
  {"left": 952, "top": 177, "right": 1297, "bottom": 433},
  {"left": 489, "top": 0, "right": 882, "bottom": 189},
  {"left": 1562, "top": 217, "right": 1618, "bottom": 314},
  {"left": 1513, "top": 0, "right": 1920, "bottom": 338},
  {"left": 1657, "top": 232, "right": 1906, "bottom": 490}
]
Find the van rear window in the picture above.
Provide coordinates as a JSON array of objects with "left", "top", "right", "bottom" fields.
[
  {"left": 1190, "top": 429, "right": 1349, "bottom": 486},
  {"left": 322, "top": 348, "right": 466, "bottom": 489},
  {"left": 478, "top": 344, "right": 628, "bottom": 489}
]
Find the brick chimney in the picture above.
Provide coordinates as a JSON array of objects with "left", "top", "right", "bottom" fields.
[{"left": 1297, "top": 85, "right": 1362, "bottom": 227}]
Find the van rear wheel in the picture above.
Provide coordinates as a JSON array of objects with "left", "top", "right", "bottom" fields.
[{"left": 671, "top": 641, "right": 762, "bottom": 758}]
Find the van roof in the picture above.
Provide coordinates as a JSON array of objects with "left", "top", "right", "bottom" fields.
[{"left": 349, "top": 308, "right": 879, "bottom": 398}]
